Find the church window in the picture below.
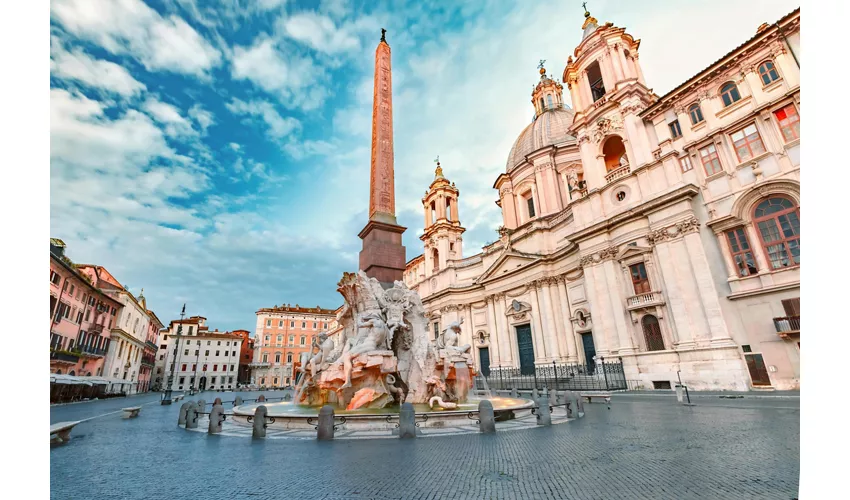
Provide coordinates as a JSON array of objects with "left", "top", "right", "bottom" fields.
[
  {"left": 688, "top": 103, "right": 704, "bottom": 125},
  {"left": 546, "top": 94, "right": 554, "bottom": 109},
  {"left": 669, "top": 120, "right": 682, "bottom": 139},
  {"left": 432, "top": 248, "right": 440, "bottom": 272},
  {"left": 430, "top": 201, "right": 437, "bottom": 223},
  {"left": 587, "top": 62, "right": 606, "bottom": 102},
  {"left": 679, "top": 155, "right": 693, "bottom": 172},
  {"left": 758, "top": 61, "right": 780, "bottom": 86},
  {"left": 525, "top": 194, "right": 536, "bottom": 218},
  {"left": 446, "top": 197, "right": 452, "bottom": 221},
  {"left": 774, "top": 104, "right": 799, "bottom": 142},
  {"left": 720, "top": 82, "right": 741, "bottom": 107},
  {"left": 698, "top": 144, "right": 723, "bottom": 176},
  {"left": 753, "top": 197, "right": 800, "bottom": 269},
  {"left": 726, "top": 228, "right": 758, "bottom": 277},
  {"left": 629, "top": 263, "right": 651, "bottom": 295},
  {"left": 731, "top": 124, "right": 766, "bottom": 162}
]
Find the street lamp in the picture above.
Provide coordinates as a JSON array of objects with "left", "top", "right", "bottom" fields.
[{"left": 161, "top": 303, "right": 185, "bottom": 405}]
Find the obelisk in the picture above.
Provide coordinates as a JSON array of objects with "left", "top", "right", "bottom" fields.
[{"left": 358, "top": 29, "right": 406, "bottom": 286}]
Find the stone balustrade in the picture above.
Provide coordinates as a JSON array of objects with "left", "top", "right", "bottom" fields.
[
  {"left": 605, "top": 165, "right": 630, "bottom": 184},
  {"left": 625, "top": 291, "right": 664, "bottom": 310}
]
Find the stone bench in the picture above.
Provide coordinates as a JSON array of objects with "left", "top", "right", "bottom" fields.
[
  {"left": 580, "top": 392, "right": 611, "bottom": 404},
  {"left": 50, "top": 421, "right": 81, "bottom": 443},
  {"left": 122, "top": 407, "right": 142, "bottom": 418}
]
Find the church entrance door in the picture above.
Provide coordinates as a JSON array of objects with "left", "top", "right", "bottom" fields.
[{"left": 516, "top": 324, "right": 535, "bottom": 375}]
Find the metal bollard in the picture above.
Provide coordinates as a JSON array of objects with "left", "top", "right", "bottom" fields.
[
  {"left": 178, "top": 402, "right": 192, "bottom": 426},
  {"left": 208, "top": 404, "right": 224, "bottom": 434},
  {"left": 185, "top": 406, "right": 199, "bottom": 429},
  {"left": 252, "top": 405, "right": 268, "bottom": 438},
  {"left": 478, "top": 400, "right": 496, "bottom": 433},
  {"left": 317, "top": 405, "right": 335, "bottom": 440},
  {"left": 536, "top": 398, "right": 551, "bottom": 426}
]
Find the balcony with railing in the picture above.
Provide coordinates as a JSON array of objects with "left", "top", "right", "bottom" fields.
[
  {"left": 626, "top": 291, "right": 665, "bottom": 310},
  {"left": 77, "top": 345, "right": 107, "bottom": 358},
  {"left": 88, "top": 323, "right": 104, "bottom": 335},
  {"left": 249, "top": 361, "right": 271, "bottom": 368},
  {"left": 773, "top": 315, "right": 800, "bottom": 339},
  {"left": 141, "top": 354, "right": 156, "bottom": 367},
  {"left": 605, "top": 165, "right": 631, "bottom": 184},
  {"left": 145, "top": 340, "right": 158, "bottom": 351},
  {"left": 50, "top": 349, "right": 80, "bottom": 364}
]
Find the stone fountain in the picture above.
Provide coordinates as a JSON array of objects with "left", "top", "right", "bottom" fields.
[{"left": 293, "top": 271, "right": 475, "bottom": 411}]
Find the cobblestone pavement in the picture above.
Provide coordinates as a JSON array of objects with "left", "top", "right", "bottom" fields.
[{"left": 50, "top": 391, "right": 799, "bottom": 500}]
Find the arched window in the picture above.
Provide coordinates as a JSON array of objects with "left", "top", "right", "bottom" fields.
[
  {"left": 546, "top": 94, "right": 554, "bottom": 109},
  {"left": 720, "top": 82, "right": 741, "bottom": 107},
  {"left": 286, "top": 352, "right": 292, "bottom": 363},
  {"left": 275, "top": 352, "right": 281, "bottom": 363},
  {"left": 758, "top": 61, "right": 780, "bottom": 86},
  {"left": 602, "top": 136, "right": 627, "bottom": 172},
  {"left": 68, "top": 370, "right": 75, "bottom": 376},
  {"left": 56, "top": 369, "right": 63, "bottom": 375},
  {"left": 753, "top": 197, "right": 800, "bottom": 269},
  {"left": 587, "top": 61, "right": 606, "bottom": 101},
  {"left": 539, "top": 97, "right": 544, "bottom": 111},
  {"left": 688, "top": 103, "right": 704, "bottom": 125},
  {"left": 432, "top": 248, "right": 440, "bottom": 272},
  {"left": 641, "top": 315, "right": 665, "bottom": 351}
]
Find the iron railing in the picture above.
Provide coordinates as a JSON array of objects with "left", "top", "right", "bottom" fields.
[
  {"left": 475, "top": 358, "right": 627, "bottom": 392},
  {"left": 88, "top": 323, "right": 104, "bottom": 335},
  {"left": 50, "top": 350, "right": 80, "bottom": 363},
  {"left": 77, "top": 345, "right": 107, "bottom": 357},
  {"left": 773, "top": 315, "right": 800, "bottom": 335}
]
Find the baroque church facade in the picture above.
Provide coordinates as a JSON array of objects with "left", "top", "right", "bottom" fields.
[{"left": 403, "top": 9, "right": 800, "bottom": 391}]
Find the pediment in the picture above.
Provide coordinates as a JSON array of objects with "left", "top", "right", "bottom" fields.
[
  {"left": 615, "top": 245, "right": 653, "bottom": 261},
  {"left": 476, "top": 251, "right": 541, "bottom": 284}
]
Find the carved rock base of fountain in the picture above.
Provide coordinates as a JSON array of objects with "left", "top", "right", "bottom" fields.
[{"left": 299, "top": 350, "right": 398, "bottom": 410}]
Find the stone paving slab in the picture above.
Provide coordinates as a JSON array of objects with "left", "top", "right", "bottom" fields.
[{"left": 50, "top": 394, "right": 799, "bottom": 499}]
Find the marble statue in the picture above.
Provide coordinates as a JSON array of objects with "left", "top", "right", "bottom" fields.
[
  {"left": 294, "top": 271, "right": 475, "bottom": 409},
  {"left": 341, "top": 311, "right": 391, "bottom": 389}
]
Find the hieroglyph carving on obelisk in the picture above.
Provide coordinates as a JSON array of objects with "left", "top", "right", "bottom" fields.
[{"left": 369, "top": 34, "right": 395, "bottom": 221}]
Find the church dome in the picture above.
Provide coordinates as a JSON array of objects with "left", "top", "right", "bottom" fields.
[{"left": 506, "top": 106, "right": 576, "bottom": 172}]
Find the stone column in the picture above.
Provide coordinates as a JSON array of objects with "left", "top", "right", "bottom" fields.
[
  {"left": 682, "top": 227, "right": 735, "bottom": 346},
  {"left": 652, "top": 240, "right": 695, "bottom": 348},
  {"left": 424, "top": 204, "right": 431, "bottom": 228},
  {"left": 580, "top": 263, "right": 609, "bottom": 356},
  {"left": 617, "top": 46, "right": 630, "bottom": 80},
  {"left": 610, "top": 46, "right": 624, "bottom": 82},
  {"left": 486, "top": 296, "right": 502, "bottom": 366},
  {"left": 580, "top": 71, "right": 593, "bottom": 108},
  {"left": 670, "top": 237, "right": 711, "bottom": 344},
  {"left": 548, "top": 277, "right": 569, "bottom": 361},
  {"left": 540, "top": 279, "right": 561, "bottom": 361},
  {"left": 500, "top": 188, "right": 517, "bottom": 228},
  {"left": 745, "top": 224, "right": 771, "bottom": 272},
  {"left": 602, "top": 257, "right": 635, "bottom": 355},
  {"left": 556, "top": 277, "right": 579, "bottom": 362},
  {"left": 714, "top": 229, "right": 740, "bottom": 280},
  {"left": 529, "top": 283, "right": 548, "bottom": 361},
  {"left": 533, "top": 166, "right": 549, "bottom": 215},
  {"left": 436, "top": 194, "right": 446, "bottom": 220},
  {"left": 496, "top": 295, "right": 514, "bottom": 366},
  {"left": 450, "top": 197, "right": 459, "bottom": 222}
]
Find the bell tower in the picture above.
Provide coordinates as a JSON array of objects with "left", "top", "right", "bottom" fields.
[
  {"left": 421, "top": 158, "right": 465, "bottom": 277},
  {"left": 562, "top": 6, "right": 656, "bottom": 191}
]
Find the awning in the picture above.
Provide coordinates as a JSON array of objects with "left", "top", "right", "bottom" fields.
[{"left": 50, "top": 374, "right": 135, "bottom": 386}]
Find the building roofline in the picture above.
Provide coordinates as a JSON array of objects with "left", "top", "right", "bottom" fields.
[{"left": 641, "top": 7, "right": 799, "bottom": 119}]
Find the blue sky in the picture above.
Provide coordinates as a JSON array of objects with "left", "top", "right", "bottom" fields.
[{"left": 49, "top": 0, "right": 799, "bottom": 331}]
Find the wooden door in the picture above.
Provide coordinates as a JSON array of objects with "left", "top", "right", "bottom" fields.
[{"left": 515, "top": 324, "right": 535, "bottom": 375}]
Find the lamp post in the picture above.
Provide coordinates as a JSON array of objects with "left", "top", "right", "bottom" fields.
[{"left": 161, "top": 304, "right": 185, "bottom": 405}]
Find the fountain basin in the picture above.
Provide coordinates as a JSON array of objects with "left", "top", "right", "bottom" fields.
[{"left": 232, "top": 396, "right": 534, "bottom": 432}]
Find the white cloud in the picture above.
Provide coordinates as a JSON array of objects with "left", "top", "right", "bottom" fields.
[
  {"left": 50, "top": 39, "right": 146, "bottom": 97},
  {"left": 188, "top": 104, "right": 215, "bottom": 133},
  {"left": 279, "top": 12, "right": 360, "bottom": 54},
  {"left": 51, "top": 0, "right": 222, "bottom": 77},
  {"left": 142, "top": 97, "right": 197, "bottom": 137},
  {"left": 225, "top": 98, "right": 301, "bottom": 139},
  {"left": 230, "top": 35, "right": 325, "bottom": 110}
]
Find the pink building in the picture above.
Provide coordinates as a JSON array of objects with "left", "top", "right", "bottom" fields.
[
  {"left": 50, "top": 239, "right": 122, "bottom": 378},
  {"left": 140, "top": 305, "right": 163, "bottom": 393}
]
